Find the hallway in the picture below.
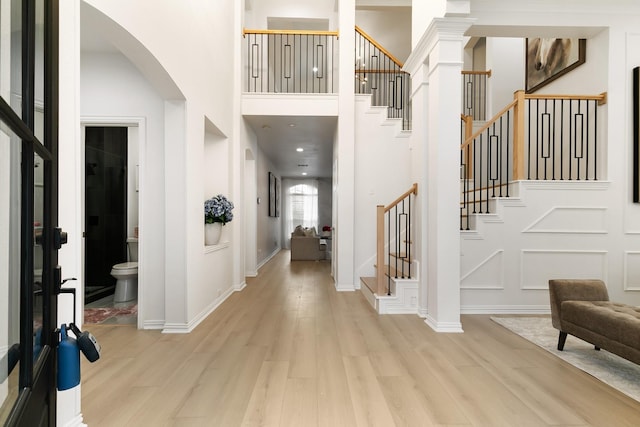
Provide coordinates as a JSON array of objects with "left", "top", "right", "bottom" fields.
[{"left": 81, "top": 251, "right": 640, "bottom": 426}]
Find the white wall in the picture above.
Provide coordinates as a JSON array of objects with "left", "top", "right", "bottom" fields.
[
  {"left": 354, "top": 96, "right": 413, "bottom": 280},
  {"left": 78, "top": 0, "right": 240, "bottom": 334},
  {"left": 355, "top": 7, "right": 412, "bottom": 63},
  {"left": 81, "top": 51, "right": 166, "bottom": 325},
  {"left": 485, "top": 37, "right": 522, "bottom": 115},
  {"left": 318, "top": 177, "right": 333, "bottom": 231},
  {"left": 256, "top": 145, "right": 282, "bottom": 265},
  {"left": 458, "top": 0, "right": 640, "bottom": 312},
  {"left": 245, "top": 0, "right": 338, "bottom": 29}
]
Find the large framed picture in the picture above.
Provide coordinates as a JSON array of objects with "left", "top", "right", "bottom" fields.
[
  {"left": 634, "top": 67, "right": 640, "bottom": 203},
  {"left": 275, "top": 176, "right": 280, "bottom": 217},
  {"left": 525, "top": 38, "right": 586, "bottom": 93}
]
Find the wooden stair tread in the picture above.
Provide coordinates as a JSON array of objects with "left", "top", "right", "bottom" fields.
[
  {"left": 360, "top": 276, "right": 377, "bottom": 293},
  {"left": 373, "top": 265, "right": 413, "bottom": 279}
]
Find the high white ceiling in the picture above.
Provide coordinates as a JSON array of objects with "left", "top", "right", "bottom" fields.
[{"left": 244, "top": 115, "right": 337, "bottom": 179}]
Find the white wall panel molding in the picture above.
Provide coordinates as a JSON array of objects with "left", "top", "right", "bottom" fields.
[
  {"left": 520, "top": 180, "right": 610, "bottom": 191},
  {"left": 522, "top": 206, "right": 607, "bottom": 234},
  {"left": 461, "top": 249, "right": 504, "bottom": 290},
  {"left": 624, "top": 251, "right": 640, "bottom": 291},
  {"left": 520, "top": 250, "right": 607, "bottom": 290}
]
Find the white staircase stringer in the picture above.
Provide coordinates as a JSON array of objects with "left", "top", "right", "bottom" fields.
[{"left": 375, "top": 261, "right": 420, "bottom": 315}]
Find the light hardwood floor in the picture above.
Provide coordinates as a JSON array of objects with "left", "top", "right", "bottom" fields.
[{"left": 81, "top": 251, "right": 640, "bottom": 426}]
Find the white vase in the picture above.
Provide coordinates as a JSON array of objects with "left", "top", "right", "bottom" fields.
[{"left": 205, "top": 223, "right": 222, "bottom": 245}]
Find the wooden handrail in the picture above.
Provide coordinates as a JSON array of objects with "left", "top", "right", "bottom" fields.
[
  {"left": 462, "top": 92, "right": 608, "bottom": 150},
  {"left": 525, "top": 92, "right": 607, "bottom": 105},
  {"left": 461, "top": 99, "right": 518, "bottom": 150},
  {"left": 376, "top": 205, "right": 385, "bottom": 296},
  {"left": 355, "top": 25, "right": 403, "bottom": 68},
  {"left": 243, "top": 28, "right": 339, "bottom": 37},
  {"left": 377, "top": 183, "right": 418, "bottom": 296},
  {"left": 461, "top": 70, "right": 492, "bottom": 77},
  {"left": 384, "top": 183, "right": 418, "bottom": 213}
]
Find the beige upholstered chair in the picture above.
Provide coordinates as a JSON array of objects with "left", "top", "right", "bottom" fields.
[{"left": 290, "top": 226, "right": 326, "bottom": 261}]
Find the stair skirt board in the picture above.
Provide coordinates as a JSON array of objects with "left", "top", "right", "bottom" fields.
[{"left": 359, "top": 277, "right": 419, "bottom": 315}]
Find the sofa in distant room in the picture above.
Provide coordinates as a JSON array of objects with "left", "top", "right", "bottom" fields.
[{"left": 290, "top": 226, "right": 326, "bottom": 261}]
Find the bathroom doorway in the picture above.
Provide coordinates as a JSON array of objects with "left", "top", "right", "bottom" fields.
[{"left": 84, "top": 126, "right": 128, "bottom": 303}]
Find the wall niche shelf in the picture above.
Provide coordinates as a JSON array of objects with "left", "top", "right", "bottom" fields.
[{"left": 204, "top": 241, "right": 229, "bottom": 254}]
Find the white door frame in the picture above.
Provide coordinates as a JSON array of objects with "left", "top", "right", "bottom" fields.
[{"left": 80, "top": 116, "right": 146, "bottom": 329}]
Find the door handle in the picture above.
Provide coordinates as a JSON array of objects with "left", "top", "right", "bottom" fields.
[{"left": 54, "top": 227, "right": 67, "bottom": 249}]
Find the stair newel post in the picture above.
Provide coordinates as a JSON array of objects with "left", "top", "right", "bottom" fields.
[
  {"left": 513, "top": 90, "right": 526, "bottom": 180},
  {"left": 376, "top": 205, "right": 386, "bottom": 296}
]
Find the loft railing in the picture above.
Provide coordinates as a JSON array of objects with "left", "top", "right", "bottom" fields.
[
  {"left": 355, "top": 26, "right": 411, "bottom": 130},
  {"left": 460, "top": 90, "right": 607, "bottom": 230},
  {"left": 462, "top": 70, "right": 491, "bottom": 121},
  {"left": 243, "top": 29, "right": 338, "bottom": 93},
  {"left": 376, "top": 183, "right": 418, "bottom": 296}
]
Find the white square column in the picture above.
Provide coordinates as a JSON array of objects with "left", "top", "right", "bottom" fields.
[{"left": 405, "top": 18, "right": 473, "bottom": 332}]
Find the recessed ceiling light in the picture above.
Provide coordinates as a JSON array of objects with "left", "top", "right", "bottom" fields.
[
  {"left": 296, "top": 147, "right": 304, "bottom": 152},
  {"left": 289, "top": 123, "right": 295, "bottom": 127},
  {"left": 302, "top": 172, "right": 307, "bottom": 176}
]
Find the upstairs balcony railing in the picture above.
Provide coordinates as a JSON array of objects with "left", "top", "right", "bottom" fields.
[
  {"left": 355, "top": 26, "right": 411, "bottom": 130},
  {"left": 243, "top": 29, "right": 339, "bottom": 93},
  {"left": 460, "top": 90, "right": 607, "bottom": 230},
  {"left": 242, "top": 27, "right": 411, "bottom": 129}
]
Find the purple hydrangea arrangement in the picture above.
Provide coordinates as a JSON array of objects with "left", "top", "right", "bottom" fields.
[{"left": 204, "top": 194, "right": 234, "bottom": 225}]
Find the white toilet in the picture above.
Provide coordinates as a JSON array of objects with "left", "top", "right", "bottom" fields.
[{"left": 111, "top": 237, "right": 138, "bottom": 303}]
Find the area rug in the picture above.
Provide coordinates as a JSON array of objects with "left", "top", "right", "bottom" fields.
[
  {"left": 491, "top": 316, "right": 640, "bottom": 403},
  {"left": 84, "top": 304, "right": 137, "bottom": 324}
]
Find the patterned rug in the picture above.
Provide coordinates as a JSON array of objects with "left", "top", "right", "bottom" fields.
[
  {"left": 84, "top": 304, "right": 137, "bottom": 324},
  {"left": 491, "top": 316, "right": 640, "bottom": 403}
]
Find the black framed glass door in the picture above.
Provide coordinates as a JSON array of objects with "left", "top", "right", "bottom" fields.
[{"left": 1, "top": 0, "right": 60, "bottom": 425}]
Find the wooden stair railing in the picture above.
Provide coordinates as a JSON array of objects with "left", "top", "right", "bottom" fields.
[
  {"left": 376, "top": 183, "right": 418, "bottom": 296},
  {"left": 460, "top": 90, "right": 607, "bottom": 230},
  {"left": 462, "top": 70, "right": 492, "bottom": 121},
  {"left": 355, "top": 26, "right": 411, "bottom": 130}
]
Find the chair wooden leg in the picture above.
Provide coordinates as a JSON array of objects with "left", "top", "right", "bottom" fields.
[{"left": 557, "top": 331, "right": 568, "bottom": 351}]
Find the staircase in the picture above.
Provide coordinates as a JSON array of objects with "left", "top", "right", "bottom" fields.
[
  {"left": 360, "top": 184, "right": 419, "bottom": 314},
  {"left": 459, "top": 90, "right": 610, "bottom": 313}
]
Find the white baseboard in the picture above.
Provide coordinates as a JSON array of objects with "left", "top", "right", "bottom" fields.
[
  {"left": 235, "top": 281, "right": 247, "bottom": 291},
  {"left": 162, "top": 286, "right": 235, "bottom": 333},
  {"left": 461, "top": 305, "right": 550, "bottom": 314},
  {"left": 424, "top": 315, "right": 464, "bottom": 333},
  {"left": 257, "top": 248, "right": 281, "bottom": 271},
  {"left": 335, "top": 282, "right": 356, "bottom": 292},
  {"left": 61, "top": 414, "right": 86, "bottom": 427},
  {"left": 142, "top": 320, "right": 164, "bottom": 330}
]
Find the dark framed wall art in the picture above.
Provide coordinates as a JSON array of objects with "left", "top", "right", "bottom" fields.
[
  {"left": 268, "top": 171, "right": 276, "bottom": 216},
  {"left": 633, "top": 67, "right": 640, "bottom": 203},
  {"left": 525, "top": 38, "right": 586, "bottom": 93},
  {"left": 275, "top": 176, "right": 280, "bottom": 217}
]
